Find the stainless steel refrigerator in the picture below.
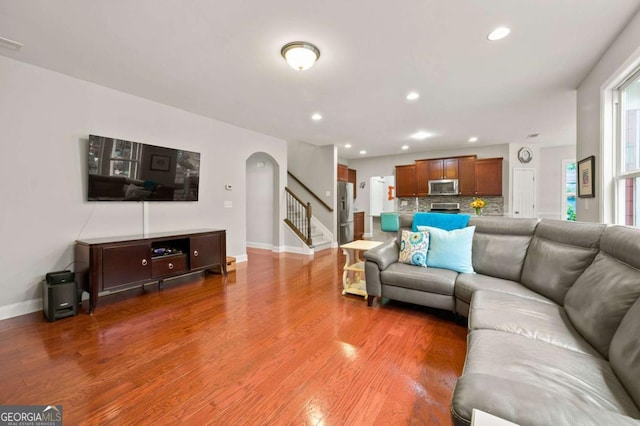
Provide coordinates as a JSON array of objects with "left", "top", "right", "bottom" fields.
[{"left": 338, "top": 182, "right": 354, "bottom": 244}]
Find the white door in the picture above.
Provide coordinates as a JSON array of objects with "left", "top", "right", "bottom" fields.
[{"left": 513, "top": 168, "right": 536, "bottom": 218}]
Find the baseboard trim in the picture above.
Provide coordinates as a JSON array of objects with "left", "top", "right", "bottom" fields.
[
  {"left": 247, "top": 243, "right": 313, "bottom": 255},
  {"left": 0, "top": 298, "right": 42, "bottom": 321},
  {"left": 246, "top": 242, "right": 273, "bottom": 250}
]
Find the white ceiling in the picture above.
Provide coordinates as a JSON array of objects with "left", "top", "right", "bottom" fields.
[{"left": 1, "top": 1, "right": 639, "bottom": 159}]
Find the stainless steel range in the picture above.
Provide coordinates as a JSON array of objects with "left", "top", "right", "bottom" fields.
[{"left": 429, "top": 202, "right": 460, "bottom": 214}]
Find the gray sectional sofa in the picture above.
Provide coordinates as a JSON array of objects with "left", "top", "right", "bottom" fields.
[{"left": 363, "top": 215, "right": 640, "bottom": 426}]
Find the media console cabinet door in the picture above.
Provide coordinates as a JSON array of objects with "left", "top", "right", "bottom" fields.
[
  {"left": 190, "top": 233, "right": 222, "bottom": 270},
  {"left": 102, "top": 243, "right": 151, "bottom": 290}
]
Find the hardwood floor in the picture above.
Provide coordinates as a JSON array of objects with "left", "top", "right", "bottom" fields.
[{"left": 0, "top": 248, "right": 467, "bottom": 425}]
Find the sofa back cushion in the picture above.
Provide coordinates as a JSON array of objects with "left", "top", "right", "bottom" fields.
[
  {"left": 396, "top": 214, "right": 415, "bottom": 244},
  {"left": 468, "top": 216, "right": 538, "bottom": 282},
  {"left": 520, "top": 219, "right": 604, "bottom": 305},
  {"left": 565, "top": 225, "right": 640, "bottom": 359},
  {"left": 609, "top": 296, "right": 640, "bottom": 407}
]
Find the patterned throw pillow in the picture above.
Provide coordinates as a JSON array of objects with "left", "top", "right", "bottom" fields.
[{"left": 399, "top": 230, "right": 430, "bottom": 267}]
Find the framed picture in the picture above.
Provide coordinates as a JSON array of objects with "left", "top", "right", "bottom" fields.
[
  {"left": 150, "top": 154, "right": 171, "bottom": 171},
  {"left": 578, "top": 155, "right": 595, "bottom": 198}
]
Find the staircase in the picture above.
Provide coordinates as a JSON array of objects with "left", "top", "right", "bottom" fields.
[
  {"left": 308, "top": 220, "right": 332, "bottom": 252},
  {"left": 285, "top": 187, "right": 332, "bottom": 253}
]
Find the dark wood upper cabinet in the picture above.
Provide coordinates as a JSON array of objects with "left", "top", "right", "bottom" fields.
[
  {"left": 395, "top": 155, "right": 502, "bottom": 198},
  {"left": 416, "top": 160, "right": 429, "bottom": 196},
  {"left": 475, "top": 158, "right": 503, "bottom": 196},
  {"left": 427, "top": 158, "right": 459, "bottom": 180},
  {"left": 348, "top": 168, "right": 357, "bottom": 199},
  {"left": 337, "top": 164, "right": 349, "bottom": 182},
  {"left": 395, "top": 164, "right": 417, "bottom": 197},
  {"left": 458, "top": 156, "right": 476, "bottom": 196}
]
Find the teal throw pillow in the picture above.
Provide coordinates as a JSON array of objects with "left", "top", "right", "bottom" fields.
[
  {"left": 417, "top": 225, "right": 475, "bottom": 273},
  {"left": 399, "top": 230, "right": 429, "bottom": 267}
]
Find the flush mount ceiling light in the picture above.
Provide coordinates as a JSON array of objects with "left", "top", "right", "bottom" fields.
[
  {"left": 469, "top": 137, "right": 478, "bottom": 142},
  {"left": 311, "top": 113, "right": 323, "bottom": 121},
  {"left": 401, "top": 145, "right": 409, "bottom": 150},
  {"left": 344, "top": 144, "right": 352, "bottom": 148},
  {"left": 487, "top": 27, "right": 510, "bottom": 41},
  {"left": 281, "top": 41, "right": 320, "bottom": 70},
  {"left": 359, "top": 150, "right": 367, "bottom": 155}
]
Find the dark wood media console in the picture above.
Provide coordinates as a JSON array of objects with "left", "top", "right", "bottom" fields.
[{"left": 75, "top": 229, "right": 227, "bottom": 314}]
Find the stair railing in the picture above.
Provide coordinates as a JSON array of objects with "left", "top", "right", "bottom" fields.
[
  {"left": 287, "top": 171, "right": 333, "bottom": 212},
  {"left": 284, "top": 187, "right": 312, "bottom": 245}
]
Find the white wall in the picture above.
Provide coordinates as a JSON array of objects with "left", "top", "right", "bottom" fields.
[
  {"left": 0, "top": 55, "right": 287, "bottom": 316},
  {"left": 246, "top": 153, "right": 277, "bottom": 249},
  {"left": 577, "top": 9, "right": 640, "bottom": 223}
]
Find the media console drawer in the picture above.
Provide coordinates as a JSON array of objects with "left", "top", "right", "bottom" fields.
[
  {"left": 152, "top": 254, "right": 188, "bottom": 277},
  {"left": 75, "top": 229, "right": 226, "bottom": 314}
]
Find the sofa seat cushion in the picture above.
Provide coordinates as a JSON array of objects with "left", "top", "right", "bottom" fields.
[
  {"left": 451, "top": 330, "right": 640, "bottom": 425},
  {"left": 380, "top": 263, "right": 457, "bottom": 295},
  {"left": 452, "top": 375, "right": 640, "bottom": 426},
  {"left": 455, "top": 273, "right": 553, "bottom": 305},
  {"left": 469, "top": 291, "right": 602, "bottom": 357}
]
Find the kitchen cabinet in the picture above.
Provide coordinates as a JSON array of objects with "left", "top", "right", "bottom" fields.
[
  {"left": 354, "top": 211, "right": 365, "bottom": 240},
  {"left": 337, "top": 164, "right": 349, "bottom": 182},
  {"left": 395, "top": 164, "right": 417, "bottom": 197},
  {"left": 458, "top": 156, "right": 477, "bottom": 196},
  {"left": 348, "top": 168, "right": 357, "bottom": 199},
  {"left": 428, "top": 158, "right": 459, "bottom": 180},
  {"left": 475, "top": 158, "right": 503, "bottom": 196},
  {"left": 416, "top": 160, "right": 429, "bottom": 196}
]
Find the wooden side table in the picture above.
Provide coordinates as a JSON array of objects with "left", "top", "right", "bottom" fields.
[{"left": 340, "top": 240, "right": 383, "bottom": 299}]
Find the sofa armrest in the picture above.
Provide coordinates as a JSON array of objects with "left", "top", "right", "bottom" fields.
[{"left": 363, "top": 238, "right": 399, "bottom": 271}]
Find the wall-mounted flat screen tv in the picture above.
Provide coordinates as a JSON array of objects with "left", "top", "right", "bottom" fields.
[{"left": 88, "top": 135, "right": 201, "bottom": 201}]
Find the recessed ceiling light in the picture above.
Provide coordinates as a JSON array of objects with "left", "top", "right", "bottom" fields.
[
  {"left": 311, "top": 113, "right": 322, "bottom": 121},
  {"left": 406, "top": 92, "right": 420, "bottom": 101},
  {"left": 359, "top": 150, "right": 367, "bottom": 155},
  {"left": 527, "top": 133, "right": 540, "bottom": 138},
  {"left": 487, "top": 27, "right": 510, "bottom": 41},
  {"left": 401, "top": 145, "right": 409, "bottom": 150},
  {"left": 469, "top": 137, "right": 478, "bottom": 143},
  {"left": 411, "top": 131, "right": 432, "bottom": 140},
  {"left": 344, "top": 144, "right": 352, "bottom": 149}
]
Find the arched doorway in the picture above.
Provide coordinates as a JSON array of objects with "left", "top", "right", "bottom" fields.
[{"left": 246, "top": 152, "right": 280, "bottom": 250}]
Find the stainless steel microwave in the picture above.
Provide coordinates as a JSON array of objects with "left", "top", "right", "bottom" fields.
[{"left": 428, "top": 179, "right": 459, "bottom": 195}]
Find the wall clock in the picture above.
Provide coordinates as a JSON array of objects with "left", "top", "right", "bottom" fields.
[{"left": 518, "top": 147, "right": 533, "bottom": 164}]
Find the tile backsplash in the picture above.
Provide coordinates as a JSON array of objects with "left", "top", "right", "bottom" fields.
[{"left": 396, "top": 196, "right": 504, "bottom": 216}]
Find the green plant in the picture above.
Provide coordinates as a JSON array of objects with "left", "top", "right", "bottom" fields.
[{"left": 567, "top": 204, "right": 576, "bottom": 221}]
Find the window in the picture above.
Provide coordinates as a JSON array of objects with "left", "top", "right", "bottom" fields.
[
  {"left": 563, "top": 160, "right": 576, "bottom": 221},
  {"left": 614, "top": 67, "right": 640, "bottom": 226}
]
